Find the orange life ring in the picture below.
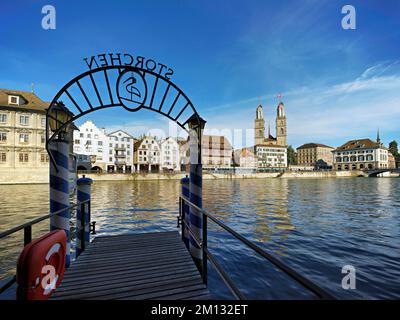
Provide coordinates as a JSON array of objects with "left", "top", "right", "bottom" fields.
[{"left": 16, "top": 230, "right": 67, "bottom": 300}]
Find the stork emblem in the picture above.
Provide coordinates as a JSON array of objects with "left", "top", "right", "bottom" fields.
[
  {"left": 117, "top": 69, "right": 147, "bottom": 112},
  {"left": 123, "top": 72, "right": 141, "bottom": 101}
]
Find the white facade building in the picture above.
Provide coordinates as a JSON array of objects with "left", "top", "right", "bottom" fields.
[
  {"left": 73, "top": 120, "right": 109, "bottom": 171},
  {"left": 333, "top": 138, "right": 390, "bottom": 170},
  {"left": 160, "top": 137, "right": 180, "bottom": 172},
  {"left": 107, "top": 130, "right": 135, "bottom": 173},
  {"left": 255, "top": 144, "right": 287, "bottom": 170}
]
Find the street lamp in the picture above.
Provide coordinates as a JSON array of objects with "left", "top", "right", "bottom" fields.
[
  {"left": 48, "top": 101, "right": 74, "bottom": 141},
  {"left": 187, "top": 114, "right": 206, "bottom": 166}
]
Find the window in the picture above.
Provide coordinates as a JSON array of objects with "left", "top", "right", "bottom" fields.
[
  {"left": 41, "top": 118, "right": 46, "bottom": 127},
  {"left": 74, "top": 139, "right": 80, "bottom": 144},
  {"left": 87, "top": 134, "right": 91, "bottom": 139},
  {"left": 0, "top": 114, "right": 7, "bottom": 123},
  {"left": 98, "top": 141, "right": 103, "bottom": 146},
  {"left": 19, "top": 153, "right": 29, "bottom": 162},
  {"left": 41, "top": 135, "right": 46, "bottom": 144},
  {"left": 9, "top": 96, "right": 19, "bottom": 105},
  {"left": 19, "top": 133, "right": 29, "bottom": 143},
  {"left": 41, "top": 154, "right": 49, "bottom": 162},
  {"left": 20, "top": 115, "right": 29, "bottom": 125},
  {"left": 0, "top": 132, "right": 7, "bottom": 142},
  {"left": 109, "top": 157, "right": 112, "bottom": 162},
  {"left": 86, "top": 140, "right": 92, "bottom": 145},
  {"left": 80, "top": 133, "right": 84, "bottom": 138},
  {"left": 1, "top": 153, "right": 6, "bottom": 162}
]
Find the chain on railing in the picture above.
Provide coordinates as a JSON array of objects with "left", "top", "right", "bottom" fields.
[{"left": 178, "top": 196, "right": 336, "bottom": 300}]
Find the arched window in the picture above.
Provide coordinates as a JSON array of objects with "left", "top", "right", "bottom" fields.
[
  {"left": 358, "top": 155, "right": 364, "bottom": 161},
  {"left": 336, "top": 157, "right": 342, "bottom": 163},
  {"left": 343, "top": 156, "right": 349, "bottom": 162},
  {"left": 350, "top": 156, "right": 357, "bottom": 162}
]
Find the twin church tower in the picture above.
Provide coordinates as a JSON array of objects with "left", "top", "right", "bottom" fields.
[{"left": 254, "top": 101, "right": 287, "bottom": 146}]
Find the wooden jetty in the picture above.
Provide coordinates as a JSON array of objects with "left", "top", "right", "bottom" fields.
[{"left": 51, "top": 231, "right": 210, "bottom": 300}]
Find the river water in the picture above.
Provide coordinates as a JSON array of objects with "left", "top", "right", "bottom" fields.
[{"left": 0, "top": 178, "right": 399, "bottom": 299}]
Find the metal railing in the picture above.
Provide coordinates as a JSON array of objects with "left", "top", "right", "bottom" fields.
[
  {"left": 178, "top": 196, "right": 335, "bottom": 300},
  {"left": 0, "top": 199, "right": 91, "bottom": 295}
]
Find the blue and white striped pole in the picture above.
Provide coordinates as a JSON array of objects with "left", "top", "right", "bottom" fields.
[
  {"left": 180, "top": 176, "right": 190, "bottom": 249},
  {"left": 188, "top": 116, "right": 206, "bottom": 270},
  {"left": 76, "top": 176, "right": 92, "bottom": 258},
  {"left": 49, "top": 140, "right": 71, "bottom": 267}
]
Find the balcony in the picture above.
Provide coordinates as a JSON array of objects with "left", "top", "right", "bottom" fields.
[
  {"left": 115, "top": 154, "right": 126, "bottom": 159},
  {"left": 114, "top": 147, "right": 126, "bottom": 151},
  {"left": 115, "top": 160, "right": 126, "bottom": 165}
]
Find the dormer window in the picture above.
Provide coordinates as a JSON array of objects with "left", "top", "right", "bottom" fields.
[{"left": 8, "top": 95, "right": 20, "bottom": 105}]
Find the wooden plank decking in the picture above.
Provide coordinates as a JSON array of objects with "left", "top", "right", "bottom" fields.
[{"left": 51, "top": 231, "right": 210, "bottom": 300}]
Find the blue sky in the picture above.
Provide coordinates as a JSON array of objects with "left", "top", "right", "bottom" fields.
[{"left": 1, "top": 0, "right": 400, "bottom": 148}]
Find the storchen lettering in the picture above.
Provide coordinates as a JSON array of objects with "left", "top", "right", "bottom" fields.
[{"left": 83, "top": 52, "right": 174, "bottom": 79}]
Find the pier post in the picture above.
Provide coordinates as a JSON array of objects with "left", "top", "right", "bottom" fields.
[
  {"left": 180, "top": 176, "right": 190, "bottom": 249},
  {"left": 49, "top": 139, "right": 71, "bottom": 267},
  {"left": 188, "top": 115, "right": 206, "bottom": 271},
  {"left": 76, "top": 175, "right": 93, "bottom": 257}
]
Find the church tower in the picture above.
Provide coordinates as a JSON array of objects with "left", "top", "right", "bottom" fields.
[
  {"left": 276, "top": 102, "right": 287, "bottom": 146},
  {"left": 255, "top": 105, "right": 265, "bottom": 145}
]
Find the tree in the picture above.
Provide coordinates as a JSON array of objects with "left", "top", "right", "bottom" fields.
[
  {"left": 389, "top": 140, "right": 399, "bottom": 157},
  {"left": 287, "top": 145, "right": 297, "bottom": 165},
  {"left": 389, "top": 140, "right": 400, "bottom": 168}
]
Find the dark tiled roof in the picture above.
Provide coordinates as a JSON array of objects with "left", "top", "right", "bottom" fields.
[
  {"left": 0, "top": 88, "right": 48, "bottom": 112},
  {"left": 297, "top": 143, "right": 334, "bottom": 150},
  {"left": 334, "top": 139, "right": 382, "bottom": 152}
]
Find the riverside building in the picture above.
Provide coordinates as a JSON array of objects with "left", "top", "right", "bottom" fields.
[
  {"left": 254, "top": 101, "right": 288, "bottom": 170},
  {"left": 202, "top": 135, "right": 233, "bottom": 169},
  {"left": 333, "top": 134, "right": 390, "bottom": 170},
  {"left": 0, "top": 88, "right": 49, "bottom": 183},
  {"left": 133, "top": 136, "right": 161, "bottom": 172},
  {"left": 160, "top": 137, "right": 180, "bottom": 172},
  {"left": 296, "top": 143, "right": 334, "bottom": 169}
]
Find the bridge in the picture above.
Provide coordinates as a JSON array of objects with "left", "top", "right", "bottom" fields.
[{"left": 364, "top": 168, "right": 400, "bottom": 177}]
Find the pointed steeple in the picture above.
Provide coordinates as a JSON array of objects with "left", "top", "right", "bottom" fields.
[{"left": 377, "top": 128, "right": 381, "bottom": 144}]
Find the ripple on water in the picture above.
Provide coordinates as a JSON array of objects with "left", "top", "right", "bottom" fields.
[{"left": 0, "top": 178, "right": 399, "bottom": 299}]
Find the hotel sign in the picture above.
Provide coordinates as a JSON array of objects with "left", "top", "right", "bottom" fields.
[{"left": 83, "top": 52, "right": 174, "bottom": 79}]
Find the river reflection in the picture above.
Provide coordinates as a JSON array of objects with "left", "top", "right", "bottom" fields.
[{"left": 0, "top": 178, "right": 399, "bottom": 299}]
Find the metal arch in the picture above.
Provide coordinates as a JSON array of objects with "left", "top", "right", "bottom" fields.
[{"left": 46, "top": 65, "right": 204, "bottom": 168}]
